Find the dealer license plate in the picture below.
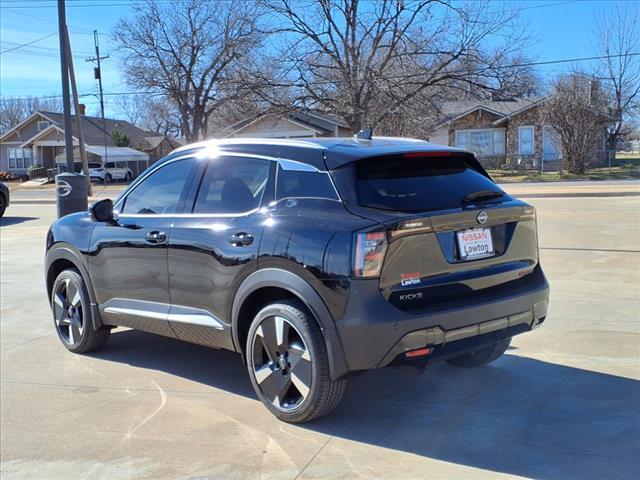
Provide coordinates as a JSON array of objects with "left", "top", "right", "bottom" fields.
[{"left": 457, "top": 227, "right": 494, "bottom": 260}]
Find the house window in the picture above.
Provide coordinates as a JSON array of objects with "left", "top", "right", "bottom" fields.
[
  {"left": 543, "top": 125, "right": 562, "bottom": 160},
  {"left": 7, "top": 148, "right": 33, "bottom": 170},
  {"left": 455, "top": 129, "right": 506, "bottom": 157},
  {"left": 37, "top": 121, "right": 50, "bottom": 131},
  {"left": 519, "top": 126, "right": 535, "bottom": 155}
]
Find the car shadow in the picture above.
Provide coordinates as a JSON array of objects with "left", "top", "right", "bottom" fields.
[
  {"left": 92, "top": 329, "right": 640, "bottom": 480},
  {"left": 0, "top": 216, "right": 38, "bottom": 227}
]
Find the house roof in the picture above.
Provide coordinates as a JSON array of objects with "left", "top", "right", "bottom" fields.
[
  {"left": 433, "top": 98, "right": 544, "bottom": 129},
  {"left": 54, "top": 146, "right": 149, "bottom": 162},
  {"left": 223, "top": 109, "right": 350, "bottom": 137},
  {"left": 144, "top": 136, "right": 166, "bottom": 150},
  {"left": 36, "top": 111, "right": 159, "bottom": 149},
  {"left": 2, "top": 110, "right": 176, "bottom": 152},
  {"left": 19, "top": 123, "right": 78, "bottom": 148}
]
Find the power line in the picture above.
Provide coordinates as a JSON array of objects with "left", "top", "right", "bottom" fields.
[
  {"left": 0, "top": 0, "right": 576, "bottom": 10},
  {"left": 0, "top": 32, "right": 57, "bottom": 55},
  {"left": 2, "top": 51, "right": 638, "bottom": 101},
  {"left": 0, "top": 0, "right": 181, "bottom": 8},
  {"left": 0, "top": 7, "right": 101, "bottom": 34},
  {"left": 0, "top": 40, "right": 95, "bottom": 55}
]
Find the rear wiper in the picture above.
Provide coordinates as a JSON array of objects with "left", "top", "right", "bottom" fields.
[{"left": 462, "top": 189, "right": 504, "bottom": 204}]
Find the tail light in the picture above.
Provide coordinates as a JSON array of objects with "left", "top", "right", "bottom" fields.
[
  {"left": 520, "top": 206, "right": 536, "bottom": 221},
  {"left": 520, "top": 205, "right": 539, "bottom": 257},
  {"left": 354, "top": 230, "right": 388, "bottom": 278}
]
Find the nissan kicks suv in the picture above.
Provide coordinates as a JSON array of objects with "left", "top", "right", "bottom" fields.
[{"left": 45, "top": 137, "right": 549, "bottom": 423}]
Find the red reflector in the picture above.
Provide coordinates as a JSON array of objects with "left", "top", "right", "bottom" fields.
[
  {"left": 405, "top": 347, "right": 431, "bottom": 358},
  {"left": 403, "top": 151, "right": 453, "bottom": 158}
]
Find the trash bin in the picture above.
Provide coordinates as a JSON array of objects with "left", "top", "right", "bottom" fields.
[{"left": 55, "top": 173, "right": 88, "bottom": 218}]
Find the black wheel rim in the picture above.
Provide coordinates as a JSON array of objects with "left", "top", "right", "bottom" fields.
[
  {"left": 52, "top": 278, "right": 84, "bottom": 345},
  {"left": 251, "top": 316, "right": 312, "bottom": 411}
]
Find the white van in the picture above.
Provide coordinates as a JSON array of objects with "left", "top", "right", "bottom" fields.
[{"left": 89, "top": 162, "right": 133, "bottom": 183}]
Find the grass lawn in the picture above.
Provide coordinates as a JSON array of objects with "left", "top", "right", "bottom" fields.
[
  {"left": 615, "top": 152, "right": 640, "bottom": 161},
  {"left": 488, "top": 165, "right": 640, "bottom": 183}
]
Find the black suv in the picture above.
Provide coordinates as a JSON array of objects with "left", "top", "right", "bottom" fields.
[{"left": 45, "top": 137, "right": 549, "bottom": 423}]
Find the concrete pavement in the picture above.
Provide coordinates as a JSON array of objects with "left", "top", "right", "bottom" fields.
[{"left": 1, "top": 197, "right": 639, "bottom": 479}]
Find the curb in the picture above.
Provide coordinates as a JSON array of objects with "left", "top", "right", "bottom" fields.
[
  {"left": 513, "top": 192, "right": 640, "bottom": 198},
  {"left": 11, "top": 199, "right": 107, "bottom": 205}
]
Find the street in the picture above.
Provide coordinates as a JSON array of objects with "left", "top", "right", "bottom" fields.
[{"left": 1, "top": 195, "right": 639, "bottom": 480}]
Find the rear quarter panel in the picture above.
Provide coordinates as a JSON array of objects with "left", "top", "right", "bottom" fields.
[{"left": 258, "top": 199, "right": 375, "bottom": 320}]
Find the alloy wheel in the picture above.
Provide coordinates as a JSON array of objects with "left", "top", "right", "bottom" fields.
[
  {"left": 52, "top": 278, "right": 84, "bottom": 345},
  {"left": 250, "top": 316, "right": 312, "bottom": 411}
]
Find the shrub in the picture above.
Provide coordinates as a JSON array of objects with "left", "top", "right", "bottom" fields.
[
  {"left": 111, "top": 129, "right": 131, "bottom": 147},
  {"left": 0, "top": 171, "right": 28, "bottom": 181}
]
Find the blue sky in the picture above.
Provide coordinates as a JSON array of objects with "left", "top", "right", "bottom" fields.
[{"left": 0, "top": 0, "right": 638, "bottom": 117}]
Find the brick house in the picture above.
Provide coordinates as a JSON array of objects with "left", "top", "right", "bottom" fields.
[
  {"left": 428, "top": 98, "right": 565, "bottom": 169},
  {"left": 0, "top": 111, "right": 181, "bottom": 177}
]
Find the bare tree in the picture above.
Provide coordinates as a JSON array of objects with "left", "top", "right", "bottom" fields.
[
  {"left": 594, "top": 1, "right": 640, "bottom": 151},
  {"left": 488, "top": 53, "right": 541, "bottom": 100},
  {"left": 0, "top": 95, "right": 63, "bottom": 132},
  {"left": 261, "top": 0, "right": 527, "bottom": 133},
  {"left": 113, "top": 0, "right": 265, "bottom": 142},
  {"left": 113, "top": 94, "right": 146, "bottom": 126},
  {"left": 140, "top": 97, "right": 183, "bottom": 137},
  {"left": 112, "top": 94, "right": 180, "bottom": 136},
  {"left": 543, "top": 73, "right": 609, "bottom": 174}
]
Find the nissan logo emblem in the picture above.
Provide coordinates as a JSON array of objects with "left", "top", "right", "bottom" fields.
[
  {"left": 477, "top": 211, "right": 488, "bottom": 224},
  {"left": 56, "top": 180, "right": 73, "bottom": 197}
]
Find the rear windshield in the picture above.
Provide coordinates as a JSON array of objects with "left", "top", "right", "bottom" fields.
[{"left": 344, "top": 155, "right": 501, "bottom": 212}]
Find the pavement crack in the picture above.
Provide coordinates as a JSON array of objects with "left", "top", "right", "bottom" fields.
[
  {"left": 2, "top": 333, "right": 53, "bottom": 352},
  {"left": 294, "top": 418, "right": 346, "bottom": 480}
]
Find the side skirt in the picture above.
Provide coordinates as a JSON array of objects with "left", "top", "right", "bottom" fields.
[{"left": 100, "top": 298, "right": 233, "bottom": 349}]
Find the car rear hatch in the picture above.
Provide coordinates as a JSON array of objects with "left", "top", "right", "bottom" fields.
[{"left": 330, "top": 151, "right": 540, "bottom": 312}]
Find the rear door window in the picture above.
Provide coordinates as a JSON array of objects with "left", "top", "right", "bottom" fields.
[{"left": 343, "top": 154, "right": 501, "bottom": 212}]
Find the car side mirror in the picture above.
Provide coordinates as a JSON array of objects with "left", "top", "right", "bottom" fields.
[{"left": 90, "top": 198, "right": 115, "bottom": 223}]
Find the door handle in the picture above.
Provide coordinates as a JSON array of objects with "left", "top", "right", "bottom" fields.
[
  {"left": 229, "top": 232, "right": 254, "bottom": 247},
  {"left": 145, "top": 231, "right": 167, "bottom": 244}
]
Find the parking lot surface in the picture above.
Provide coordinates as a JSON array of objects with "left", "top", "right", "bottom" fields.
[{"left": 1, "top": 196, "right": 639, "bottom": 480}]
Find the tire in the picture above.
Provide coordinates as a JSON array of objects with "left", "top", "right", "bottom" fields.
[
  {"left": 246, "top": 300, "right": 346, "bottom": 423},
  {"left": 51, "top": 269, "right": 110, "bottom": 353},
  {"left": 446, "top": 337, "right": 511, "bottom": 368},
  {"left": 105, "top": 173, "right": 112, "bottom": 183},
  {"left": 0, "top": 196, "right": 6, "bottom": 218},
  {"left": 125, "top": 172, "right": 132, "bottom": 182}
]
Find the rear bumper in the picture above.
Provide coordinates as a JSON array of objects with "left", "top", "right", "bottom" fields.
[{"left": 335, "top": 266, "right": 549, "bottom": 372}]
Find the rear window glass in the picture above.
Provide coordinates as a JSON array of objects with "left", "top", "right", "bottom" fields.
[
  {"left": 350, "top": 155, "right": 500, "bottom": 212},
  {"left": 88, "top": 163, "right": 102, "bottom": 169}
]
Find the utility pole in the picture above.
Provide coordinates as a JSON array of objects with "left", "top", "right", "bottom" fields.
[
  {"left": 65, "top": 26, "right": 92, "bottom": 196},
  {"left": 57, "top": 0, "right": 73, "bottom": 174},
  {"left": 56, "top": 0, "right": 88, "bottom": 217},
  {"left": 86, "top": 30, "right": 109, "bottom": 179}
]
